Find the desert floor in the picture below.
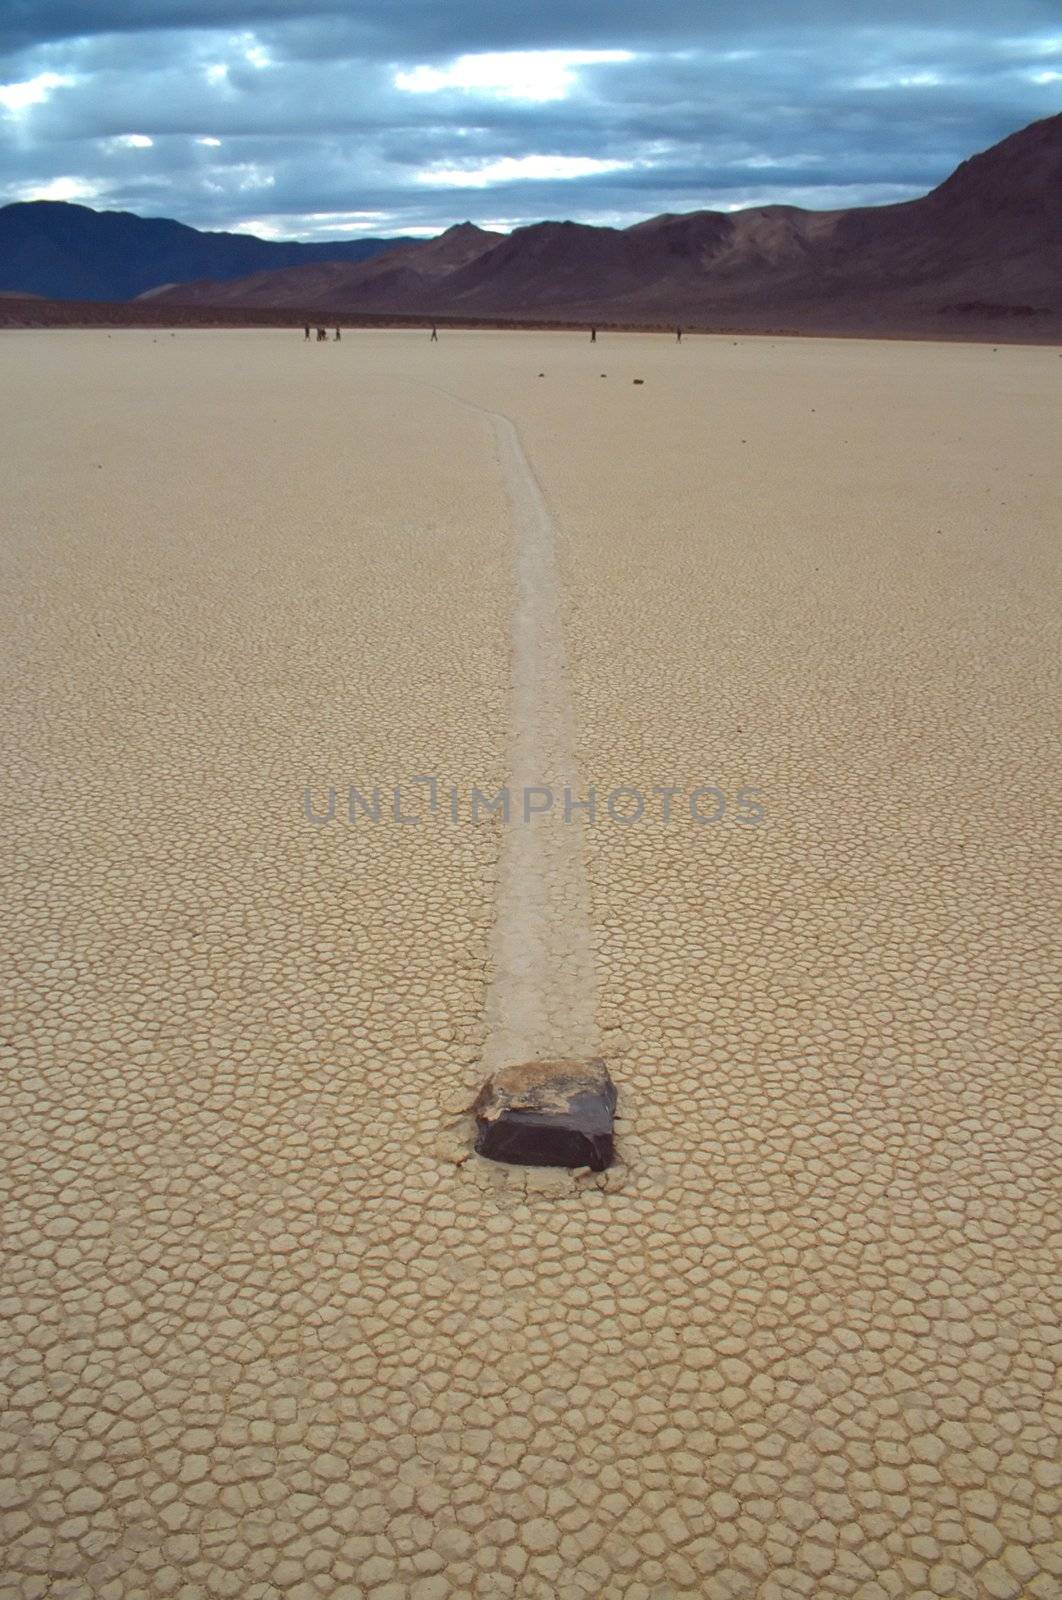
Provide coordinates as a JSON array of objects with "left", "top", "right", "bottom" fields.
[{"left": 2, "top": 328, "right": 1059, "bottom": 1600}]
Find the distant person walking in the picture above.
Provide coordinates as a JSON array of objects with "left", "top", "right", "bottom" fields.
[
  {"left": 334, "top": 327, "right": 341, "bottom": 341},
  {"left": 430, "top": 325, "right": 439, "bottom": 342},
  {"left": 304, "top": 325, "right": 310, "bottom": 340},
  {"left": 676, "top": 326, "right": 682, "bottom": 343},
  {"left": 590, "top": 327, "right": 597, "bottom": 343},
  {"left": 317, "top": 327, "right": 327, "bottom": 342}
]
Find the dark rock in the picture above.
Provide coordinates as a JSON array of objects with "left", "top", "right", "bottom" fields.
[
  {"left": 473, "top": 1058, "right": 617, "bottom": 1172},
  {"left": 633, "top": 378, "right": 644, "bottom": 384}
]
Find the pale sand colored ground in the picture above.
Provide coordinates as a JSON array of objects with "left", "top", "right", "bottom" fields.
[{"left": 2, "top": 329, "right": 1059, "bottom": 1600}]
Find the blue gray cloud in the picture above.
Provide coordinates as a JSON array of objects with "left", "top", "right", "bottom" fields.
[{"left": 1, "top": 2, "right": 1058, "bottom": 237}]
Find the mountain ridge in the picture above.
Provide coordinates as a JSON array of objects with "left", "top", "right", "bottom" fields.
[
  {"left": 1, "top": 115, "right": 1059, "bottom": 335},
  {"left": 0, "top": 200, "right": 413, "bottom": 301},
  {"left": 145, "top": 114, "right": 1062, "bottom": 328}
]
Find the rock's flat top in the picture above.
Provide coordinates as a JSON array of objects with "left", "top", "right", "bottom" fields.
[{"left": 473, "top": 1058, "right": 617, "bottom": 1170}]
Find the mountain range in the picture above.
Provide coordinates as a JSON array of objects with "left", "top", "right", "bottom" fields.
[
  {"left": 147, "top": 114, "right": 1061, "bottom": 333},
  {"left": 1, "top": 114, "right": 1059, "bottom": 336},
  {"left": 0, "top": 202, "right": 410, "bottom": 301}
]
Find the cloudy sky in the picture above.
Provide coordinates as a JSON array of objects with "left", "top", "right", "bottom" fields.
[{"left": 0, "top": 2, "right": 1058, "bottom": 240}]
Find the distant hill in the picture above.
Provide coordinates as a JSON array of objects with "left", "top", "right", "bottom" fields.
[
  {"left": 147, "top": 221, "right": 507, "bottom": 310},
  {"left": 0, "top": 201, "right": 413, "bottom": 301},
  {"left": 150, "top": 114, "right": 1062, "bottom": 335}
]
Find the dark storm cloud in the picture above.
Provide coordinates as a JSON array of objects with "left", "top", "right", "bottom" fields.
[
  {"left": 1, "top": 2, "right": 1058, "bottom": 237},
  {"left": 3, "top": 0, "right": 1058, "bottom": 51}
]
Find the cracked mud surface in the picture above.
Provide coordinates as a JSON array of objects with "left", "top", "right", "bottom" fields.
[{"left": 2, "top": 330, "right": 1060, "bottom": 1599}]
